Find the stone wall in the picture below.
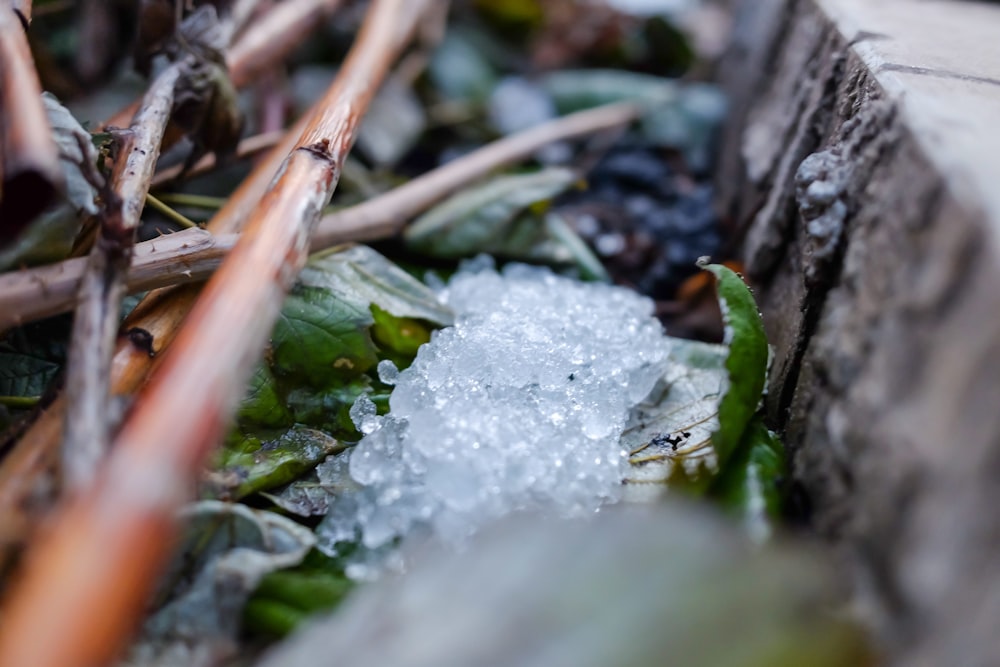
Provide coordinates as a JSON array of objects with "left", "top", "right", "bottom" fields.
[{"left": 716, "top": 0, "right": 1000, "bottom": 663}]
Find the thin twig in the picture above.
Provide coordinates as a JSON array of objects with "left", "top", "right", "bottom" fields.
[
  {"left": 0, "top": 3, "right": 431, "bottom": 666},
  {"left": 11, "top": 0, "right": 30, "bottom": 24},
  {"left": 145, "top": 192, "right": 199, "bottom": 228},
  {"left": 312, "top": 100, "right": 640, "bottom": 247},
  {"left": 0, "top": 4, "right": 61, "bottom": 239},
  {"left": 62, "top": 67, "right": 181, "bottom": 490},
  {"left": 103, "top": 0, "right": 342, "bottom": 130},
  {"left": 0, "top": 102, "right": 639, "bottom": 329}
]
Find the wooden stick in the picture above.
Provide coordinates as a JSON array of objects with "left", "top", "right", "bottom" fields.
[
  {"left": 0, "top": 3, "right": 430, "bottom": 665},
  {"left": 62, "top": 67, "right": 180, "bottom": 489},
  {"left": 0, "top": 102, "right": 640, "bottom": 328},
  {"left": 0, "top": 5, "right": 61, "bottom": 241},
  {"left": 103, "top": 0, "right": 341, "bottom": 130},
  {"left": 11, "top": 0, "right": 30, "bottom": 24},
  {"left": 311, "top": 100, "right": 640, "bottom": 247}
]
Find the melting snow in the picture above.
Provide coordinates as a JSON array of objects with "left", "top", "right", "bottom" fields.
[{"left": 318, "top": 261, "right": 674, "bottom": 567}]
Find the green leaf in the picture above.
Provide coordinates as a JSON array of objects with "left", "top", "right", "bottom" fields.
[
  {"left": 223, "top": 247, "right": 446, "bottom": 498},
  {"left": 237, "top": 364, "right": 293, "bottom": 429},
  {"left": 271, "top": 284, "right": 380, "bottom": 386},
  {"left": 244, "top": 551, "right": 355, "bottom": 637},
  {"left": 299, "top": 245, "right": 453, "bottom": 328},
  {"left": 428, "top": 30, "right": 498, "bottom": 103},
  {"left": 537, "top": 71, "right": 726, "bottom": 171},
  {"left": 710, "top": 418, "right": 786, "bottom": 541},
  {"left": 700, "top": 261, "right": 769, "bottom": 467},
  {"left": 0, "top": 350, "right": 60, "bottom": 399},
  {"left": 404, "top": 168, "right": 602, "bottom": 276},
  {"left": 134, "top": 501, "right": 315, "bottom": 662},
  {"left": 285, "top": 379, "right": 380, "bottom": 440},
  {"left": 370, "top": 305, "right": 434, "bottom": 363},
  {"left": 208, "top": 426, "right": 345, "bottom": 501}
]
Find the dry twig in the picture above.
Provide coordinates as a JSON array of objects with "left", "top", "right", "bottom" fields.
[
  {"left": 0, "top": 2, "right": 431, "bottom": 665},
  {"left": 61, "top": 68, "right": 181, "bottom": 489},
  {"left": 0, "top": 102, "right": 640, "bottom": 328}
]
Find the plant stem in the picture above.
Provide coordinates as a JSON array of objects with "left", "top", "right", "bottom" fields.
[
  {"left": 153, "top": 192, "right": 228, "bottom": 211},
  {"left": 0, "top": 395, "right": 40, "bottom": 409},
  {"left": 145, "top": 192, "right": 200, "bottom": 228}
]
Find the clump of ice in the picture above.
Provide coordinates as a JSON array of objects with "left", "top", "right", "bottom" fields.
[{"left": 319, "top": 261, "right": 670, "bottom": 558}]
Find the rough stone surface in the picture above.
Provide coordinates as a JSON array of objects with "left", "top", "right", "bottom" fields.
[{"left": 718, "top": 0, "right": 1000, "bottom": 664}]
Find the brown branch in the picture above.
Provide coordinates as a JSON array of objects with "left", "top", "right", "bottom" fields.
[
  {"left": 312, "top": 100, "right": 641, "bottom": 247},
  {"left": 11, "top": 0, "right": 30, "bottom": 24},
  {"left": 0, "top": 5, "right": 61, "bottom": 241},
  {"left": 227, "top": 0, "right": 342, "bottom": 86},
  {"left": 61, "top": 68, "right": 181, "bottom": 489},
  {"left": 102, "top": 0, "right": 342, "bottom": 130},
  {"left": 0, "top": 102, "right": 640, "bottom": 328},
  {"left": 0, "top": 2, "right": 431, "bottom": 666}
]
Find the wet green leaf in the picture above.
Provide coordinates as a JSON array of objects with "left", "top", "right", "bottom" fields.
[
  {"left": 271, "top": 284, "right": 380, "bottom": 386},
  {"left": 299, "top": 246, "right": 453, "bottom": 328},
  {"left": 129, "top": 501, "right": 315, "bottom": 664},
  {"left": 222, "top": 247, "right": 448, "bottom": 498},
  {"left": 0, "top": 349, "right": 60, "bottom": 399},
  {"left": 403, "top": 168, "right": 603, "bottom": 278},
  {"left": 244, "top": 550, "right": 355, "bottom": 638},
  {"left": 700, "top": 261, "right": 769, "bottom": 467},
  {"left": 284, "top": 379, "right": 380, "bottom": 440},
  {"left": 237, "top": 364, "right": 293, "bottom": 430},
  {"left": 370, "top": 306, "right": 434, "bottom": 363},
  {"left": 428, "top": 30, "right": 498, "bottom": 103},
  {"left": 209, "top": 426, "right": 344, "bottom": 501},
  {"left": 711, "top": 418, "right": 786, "bottom": 541}
]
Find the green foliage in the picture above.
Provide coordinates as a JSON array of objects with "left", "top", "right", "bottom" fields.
[
  {"left": 216, "top": 246, "right": 452, "bottom": 500},
  {"left": 404, "top": 168, "right": 606, "bottom": 279},
  {"left": 243, "top": 550, "right": 355, "bottom": 638},
  {"left": 427, "top": 30, "right": 498, "bottom": 103},
  {"left": 699, "top": 262, "right": 769, "bottom": 468},
  {"left": 710, "top": 418, "right": 787, "bottom": 535},
  {"left": 209, "top": 427, "right": 345, "bottom": 501}
]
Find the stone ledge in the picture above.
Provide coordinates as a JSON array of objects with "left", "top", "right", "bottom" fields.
[{"left": 717, "top": 0, "right": 1000, "bottom": 663}]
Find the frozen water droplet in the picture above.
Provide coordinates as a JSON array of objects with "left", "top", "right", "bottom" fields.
[
  {"left": 349, "top": 395, "right": 380, "bottom": 435},
  {"left": 378, "top": 359, "right": 400, "bottom": 385}
]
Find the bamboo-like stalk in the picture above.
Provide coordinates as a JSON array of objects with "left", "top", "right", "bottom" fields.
[
  {"left": 62, "top": 67, "right": 180, "bottom": 489},
  {"left": 0, "top": 4, "right": 61, "bottom": 241},
  {"left": 103, "top": 0, "right": 341, "bottom": 130},
  {"left": 0, "top": 2, "right": 430, "bottom": 665},
  {"left": 0, "top": 102, "right": 639, "bottom": 328}
]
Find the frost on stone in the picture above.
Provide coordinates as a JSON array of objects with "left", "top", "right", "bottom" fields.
[{"left": 318, "top": 261, "right": 673, "bottom": 559}]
